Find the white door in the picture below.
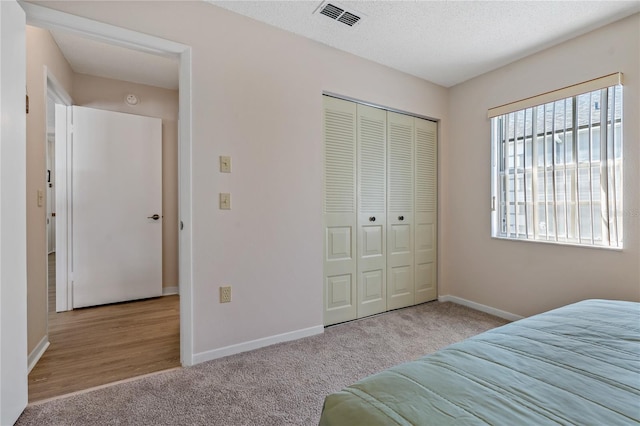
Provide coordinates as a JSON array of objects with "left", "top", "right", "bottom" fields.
[
  {"left": 0, "top": 0, "right": 28, "bottom": 423},
  {"left": 323, "top": 96, "right": 357, "bottom": 325},
  {"left": 414, "top": 118, "right": 438, "bottom": 304},
  {"left": 387, "top": 112, "right": 415, "bottom": 310},
  {"left": 356, "top": 104, "right": 387, "bottom": 318},
  {"left": 71, "top": 106, "right": 163, "bottom": 308}
]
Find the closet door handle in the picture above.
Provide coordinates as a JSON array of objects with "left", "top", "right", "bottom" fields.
[
  {"left": 369, "top": 216, "right": 376, "bottom": 222},
  {"left": 398, "top": 215, "right": 404, "bottom": 221}
]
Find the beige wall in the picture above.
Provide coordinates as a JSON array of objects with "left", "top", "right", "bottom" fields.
[
  {"left": 34, "top": 1, "right": 449, "bottom": 357},
  {"left": 26, "top": 26, "right": 74, "bottom": 354},
  {"left": 72, "top": 74, "right": 179, "bottom": 291},
  {"left": 443, "top": 14, "right": 640, "bottom": 317},
  {"left": 26, "top": 2, "right": 639, "bottom": 362}
]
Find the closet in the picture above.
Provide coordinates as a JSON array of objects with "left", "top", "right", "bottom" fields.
[{"left": 323, "top": 95, "right": 437, "bottom": 326}]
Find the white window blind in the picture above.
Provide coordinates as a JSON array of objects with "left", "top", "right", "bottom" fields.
[{"left": 490, "top": 74, "right": 623, "bottom": 248}]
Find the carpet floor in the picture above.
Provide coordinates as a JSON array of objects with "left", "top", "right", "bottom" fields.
[{"left": 17, "top": 301, "right": 508, "bottom": 426}]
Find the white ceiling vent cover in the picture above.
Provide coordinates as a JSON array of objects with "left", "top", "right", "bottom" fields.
[{"left": 315, "top": 2, "right": 363, "bottom": 27}]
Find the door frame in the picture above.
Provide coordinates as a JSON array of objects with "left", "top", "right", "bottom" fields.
[
  {"left": 22, "top": 2, "right": 195, "bottom": 366},
  {"left": 46, "top": 69, "right": 72, "bottom": 314}
]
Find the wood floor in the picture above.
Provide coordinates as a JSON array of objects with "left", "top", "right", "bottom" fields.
[{"left": 28, "top": 254, "right": 180, "bottom": 402}]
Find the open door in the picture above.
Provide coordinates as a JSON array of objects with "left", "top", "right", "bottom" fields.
[
  {"left": 70, "top": 106, "right": 163, "bottom": 308},
  {"left": 0, "top": 0, "right": 28, "bottom": 423}
]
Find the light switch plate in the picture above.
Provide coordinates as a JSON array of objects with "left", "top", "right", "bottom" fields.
[
  {"left": 220, "top": 156, "right": 231, "bottom": 173},
  {"left": 219, "top": 192, "right": 231, "bottom": 210}
]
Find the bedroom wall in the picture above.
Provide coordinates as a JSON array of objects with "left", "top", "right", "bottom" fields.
[
  {"left": 32, "top": 1, "right": 449, "bottom": 359},
  {"left": 442, "top": 13, "right": 640, "bottom": 317},
  {"left": 25, "top": 25, "right": 74, "bottom": 354},
  {"left": 72, "top": 73, "right": 180, "bottom": 293}
]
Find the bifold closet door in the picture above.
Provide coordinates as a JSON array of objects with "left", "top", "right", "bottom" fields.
[
  {"left": 386, "top": 112, "right": 415, "bottom": 310},
  {"left": 356, "top": 104, "right": 387, "bottom": 318},
  {"left": 323, "top": 96, "right": 357, "bottom": 326},
  {"left": 414, "top": 118, "right": 438, "bottom": 304}
]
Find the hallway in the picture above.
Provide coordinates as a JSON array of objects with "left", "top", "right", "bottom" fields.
[{"left": 28, "top": 254, "right": 180, "bottom": 402}]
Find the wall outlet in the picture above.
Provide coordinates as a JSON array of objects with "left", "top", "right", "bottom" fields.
[{"left": 220, "top": 286, "right": 232, "bottom": 303}]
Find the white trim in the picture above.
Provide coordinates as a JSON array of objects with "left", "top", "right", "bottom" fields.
[
  {"left": 20, "top": 1, "right": 184, "bottom": 58},
  {"left": 438, "top": 295, "right": 524, "bottom": 322},
  {"left": 47, "top": 68, "right": 72, "bottom": 313},
  {"left": 488, "top": 72, "right": 623, "bottom": 118},
  {"left": 193, "top": 325, "right": 324, "bottom": 364},
  {"left": 23, "top": 2, "right": 195, "bottom": 366},
  {"left": 27, "top": 336, "right": 50, "bottom": 373},
  {"left": 178, "top": 47, "right": 194, "bottom": 366},
  {"left": 46, "top": 67, "right": 72, "bottom": 106},
  {"left": 162, "top": 286, "right": 179, "bottom": 296}
]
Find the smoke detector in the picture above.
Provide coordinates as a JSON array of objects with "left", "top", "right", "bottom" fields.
[
  {"left": 125, "top": 94, "right": 139, "bottom": 106},
  {"left": 315, "top": 2, "right": 363, "bottom": 27}
]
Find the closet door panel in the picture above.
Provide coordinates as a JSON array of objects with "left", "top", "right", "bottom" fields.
[
  {"left": 415, "top": 118, "right": 438, "bottom": 303},
  {"left": 387, "top": 112, "right": 414, "bottom": 310},
  {"left": 323, "top": 96, "right": 357, "bottom": 325},
  {"left": 356, "top": 104, "right": 387, "bottom": 318}
]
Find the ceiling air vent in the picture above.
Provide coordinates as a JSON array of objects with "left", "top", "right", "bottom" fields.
[{"left": 316, "top": 2, "right": 363, "bottom": 27}]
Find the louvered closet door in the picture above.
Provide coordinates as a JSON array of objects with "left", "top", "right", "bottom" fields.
[
  {"left": 387, "top": 112, "right": 415, "bottom": 310},
  {"left": 414, "top": 118, "right": 438, "bottom": 304},
  {"left": 323, "top": 96, "right": 357, "bottom": 326},
  {"left": 356, "top": 104, "right": 387, "bottom": 318}
]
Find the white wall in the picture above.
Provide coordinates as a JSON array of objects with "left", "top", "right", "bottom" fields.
[
  {"left": 35, "top": 1, "right": 449, "bottom": 358},
  {"left": 442, "top": 14, "right": 640, "bottom": 317}
]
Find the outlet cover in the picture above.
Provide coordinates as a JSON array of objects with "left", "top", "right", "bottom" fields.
[
  {"left": 220, "top": 156, "right": 231, "bottom": 173},
  {"left": 220, "top": 286, "right": 232, "bottom": 303},
  {"left": 219, "top": 193, "right": 231, "bottom": 210}
]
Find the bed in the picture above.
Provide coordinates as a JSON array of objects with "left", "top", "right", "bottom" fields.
[{"left": 319, "top": 299, "right": 640, "bottom": 425}]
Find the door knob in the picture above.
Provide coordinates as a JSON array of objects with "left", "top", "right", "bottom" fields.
[
  {"left": 369, "top": 216, "right": 376, "bottom": 222},
  {"left": 398, "top": 215, "right": 404, "bottom": 221},
  {"left": 147, "top": 214, "right": 160, "bottom": 220}
]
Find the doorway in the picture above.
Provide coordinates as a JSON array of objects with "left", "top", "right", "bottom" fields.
[{"left": 23, "top": 2, "right": 194, "bottom": 402}]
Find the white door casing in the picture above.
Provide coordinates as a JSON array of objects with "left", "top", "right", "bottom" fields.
[
  {"left": 386, "top": 111, "right": 415, "bottom": 310},
  {"left": 356, "top": 104, "right": 387, "bottom": 318},
  {"left": 0, "top": 0, "right": 29, "bottom": 423},
  {"left": 323, "top": 96, "right": 357, "bottom": 325},
  {"left": 71, "top": 106, "right": 163, "bottom": 308}
]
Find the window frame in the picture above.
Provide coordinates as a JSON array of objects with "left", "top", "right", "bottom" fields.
[{"left": 490, "top": 79, "right": 623, "bottom": 250}]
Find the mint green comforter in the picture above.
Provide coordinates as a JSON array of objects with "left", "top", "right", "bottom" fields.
[{"left": 319, "top": 299, "right": 640, "bottom": 425}]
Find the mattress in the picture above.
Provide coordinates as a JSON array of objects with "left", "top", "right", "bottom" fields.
[{"left": 319, "top": 299, "right": 640, "bottom": 425}]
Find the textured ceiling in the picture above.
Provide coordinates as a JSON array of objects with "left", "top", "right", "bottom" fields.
[
  {"left": 210, "top": 1, "right": 640, "bottom": 87},
  {"left": 46, "top": 1, "right": 639, "bottom": 90}
]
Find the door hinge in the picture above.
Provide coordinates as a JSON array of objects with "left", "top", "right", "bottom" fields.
[
  {"left": 180, "top": 220, "right": 184, "bottom": 230},
  {"left": 26, "top": 94, "right": 29, "bottom": 114},
  {"left": 491, "top": 196, "right": 496, "bottom": 211}
]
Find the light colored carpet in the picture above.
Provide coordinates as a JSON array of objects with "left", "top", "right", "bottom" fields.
[{"left": 17, "top": 301, "right": 508, "bottom": 425}]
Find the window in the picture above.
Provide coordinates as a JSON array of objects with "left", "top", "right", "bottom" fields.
[{"left": 490, "top": 74, "right": 623, "bottom": 248}]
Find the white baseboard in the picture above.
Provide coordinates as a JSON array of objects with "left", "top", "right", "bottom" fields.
[
  {"left": 438, "top": 295, "right": 524, "bottom": 322},
  {"left": 193, "top": 325, "right": 324, "bottom": 365},
  {"left": 28, "top": 336, "right": 50, "bottom": 373},
  {"left": 163, "top": 286, "right": 179, "bottom": 296}
]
